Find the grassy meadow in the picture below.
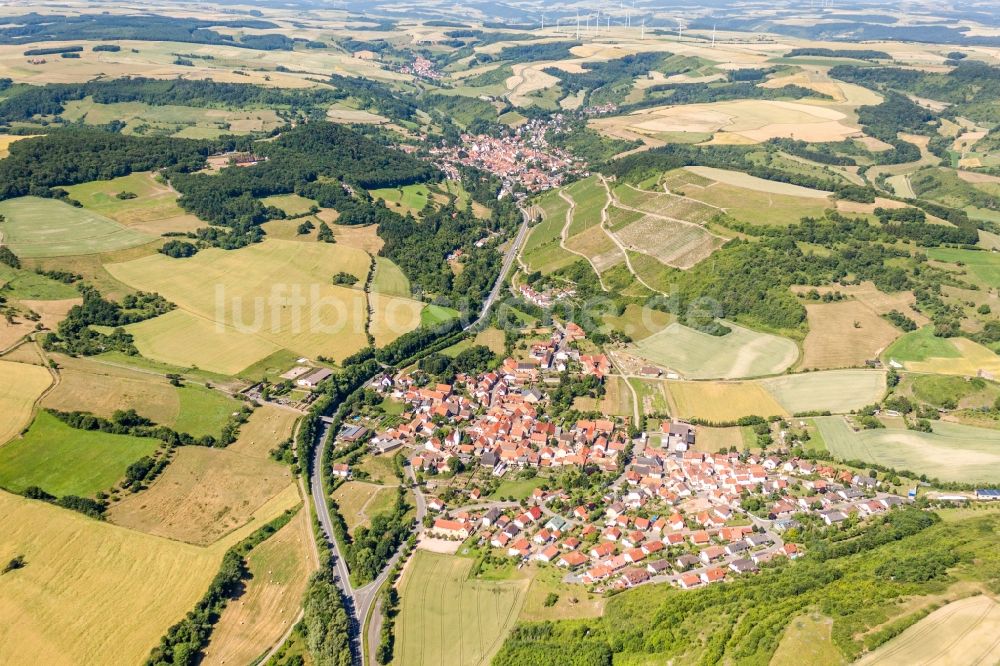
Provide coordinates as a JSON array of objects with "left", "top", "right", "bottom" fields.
[
  {"left": 63, "top": 172, "right": 189, "bottom": 228},
  {"left": 331, "top": 481, "right": 398, "bottom": 537},
  {"left": 371, "top": 184, "right": 431, "bottom": 216},
  {"left": 885, "top": 327, "right": 1000, "bottom": 376},
  {"left": 173, "top": 384, "right": 241, "bottom": 438},
  {"left": 0, "top": 410, "right": 160, "bottom": 497},
  {"left": 372, "top": 257, "right": 412, "bottom": 298},
  {"left": 0, "top": 264, "right": 80, "bottom": 300},
  {"left": 261, "top": 193, "right": 319, "bottom": 216}
]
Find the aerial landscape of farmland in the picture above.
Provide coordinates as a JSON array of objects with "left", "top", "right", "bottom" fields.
[{"left": 0, "top": 1, "right": 999, "bottom": 665}]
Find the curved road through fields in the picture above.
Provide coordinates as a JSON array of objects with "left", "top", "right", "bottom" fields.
[{"left": 308, "top": 208, "right": 530, "bottom": 665}]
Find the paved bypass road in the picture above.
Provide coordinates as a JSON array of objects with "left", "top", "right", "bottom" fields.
[{"left": 307, "top": 209, "right": 530, "bottom": 665}]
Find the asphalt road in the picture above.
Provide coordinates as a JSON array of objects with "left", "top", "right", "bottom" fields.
[
  {"left": 308, "top": 206, "right": 531, "bottom": 665},
  {"left": 467, "top": 207, "right": 531, "bottom": 331}
]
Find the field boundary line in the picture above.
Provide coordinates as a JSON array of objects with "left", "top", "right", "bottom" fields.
[
  {"left": 598, "top": 177, "right": 669, "bottom": 296},
  {"left": 557, "top": 190, "right": 609, "bottom": 291}
]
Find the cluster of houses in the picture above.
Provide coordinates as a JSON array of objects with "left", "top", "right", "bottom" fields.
[
  {"left": 418, "top": 440, "right": 911, "bottom": 592},
  {"left": 430, "top": 116, "right": 584, "bottom": 196},
  {"left": 370, "top": 369, "right": 630, "bottom": 477},
  {"left": 399, "top": 55, "right": 442, "bottom": 80},
  {"left": 364, "top": 323, "right": 626, "bottom": 476},
  {"left": 517, "top": 283, "right": 575, "bottom": 308}
]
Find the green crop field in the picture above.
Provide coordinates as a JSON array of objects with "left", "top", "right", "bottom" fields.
[
  {"left": 0, "top": 410, "right": 160, "bottom": 497},
  {"left": 565, "top": 176, "right": 607, "bottom": 235},
  {"left": 174, "top": 384, "right": 240, "bottom": 438},
  {"left": 421, "top": 304, "right": 460, "bottom": 326},
  {"left": 394, "top": 551, "right": 529, "bottom": 666},
  {"left": 884, "top": 327, "right": 1000, "bottom": 376},
  {"left": 372, "top": 256, "right": 412, "bottom": 297},
  {"left": 814, "top": 416, "right": 1000, "bottom": 483},
  {"left": 0, "top": 264, "right": 80, "bottom": 300},
  {"left": 522, "top": 190, "right": 576, "bottom": 274},
  {"left": 884, "top": 327, "right": 961, "bottom": 363},
  {"left": 0, "top": 197, "right": 154, "bottom": 257},
  {"left": 927, "top": 247, "right": 1000, "bottom": 288},
  {"left": 371, "top": 184, "right": 431, "bottom": 216},
  {"left": 629, "top": 322, "right": 799, "bottom": 379},
  {"left": 761, "top": 370, "right": 887, "bottom": 415}
]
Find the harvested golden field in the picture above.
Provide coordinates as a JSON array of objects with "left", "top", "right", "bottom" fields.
[
  {"left": 855, "top": 595, "right": 1000, "bottom": 666},
  {"left": 685, "top": 166, "right": 832, "bottom": 197},
  {"left": 692, "top": 426, "right": 749, "bottom": 453},
  {"left": 0, "top": 490, "right": 219, "bottom": 666},
  {"left": 574, "top": 376, "right": 633, "bottom": 418},
  {"left": 332, "top": 223, "right": 384, "bottom": 253},
  {"left": 105, "top": 239, "right": 422, "bottom": 372},
  {"left": 0, "top": 298, "right": 77, "bottom": 353},
  {"left": 227, "top": 404, "right": 299, "bottom": 459},
  {"left": 369, "top": 292, "right": 426, "bottom": 347},
  {"left": 593, "top": 99, "right": 859, "bottom": 144},
  {"left": 792, "top": 282, "right": 929, "bottom": 326},
  {"left": 107, "top": 447, "right": 294, "bottom": 546},
  {"left": 665, "top": 380, "right": 788, "bottom": 421},
  {"left": 0, "top": 487, "right": 295, "bottom": 666},
  {"left": 202, "top": 506, "right": 317, "bottom": 666},
  {"left": 123, "top": 309, "right": 282, "bottom": 376},
  {"left": 326, "top": 105, "right": 388, "bottom": 124},
  {"left": 761, "top": 370, "right": 887, "bottom": 415},
  {"left": 0, "top": 359, "right": 52, "bottom": 445},
  {"left": 0, "top": 133, "right": 35, "bottom": 158},
  {"left": 506, "top": 63, "right": 561, "bottom": 106},
  {"left": 0, "top": 341, "right": 45, "bottom": 366},
  {"left": 801, "top": 300, "right": 901, "bottom": 369},
  {"left": 42, "top": 354, "right": 180, "bottom": 425}
]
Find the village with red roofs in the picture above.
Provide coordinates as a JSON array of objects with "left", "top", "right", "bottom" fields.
[{"left": 329, "top": 320, "right": 911, "bottom": 593}]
